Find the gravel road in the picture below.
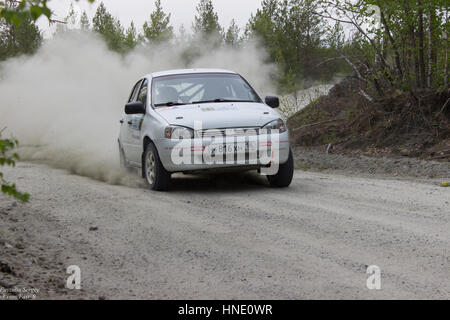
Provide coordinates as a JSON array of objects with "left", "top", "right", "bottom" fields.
[{"left": 0, "top": 162, "right": 449, "bottom": 299}]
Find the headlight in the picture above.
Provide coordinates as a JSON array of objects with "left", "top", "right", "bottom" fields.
[
  {"left": 262, "top": 119, "right": 287, "bottom": 133},
  {"left": 164, "top": 126, "right": 194, "bottom": 139}
]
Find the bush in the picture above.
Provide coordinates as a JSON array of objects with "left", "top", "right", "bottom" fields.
[{"left": 0, "top": 134, "right": 29, "bottom": 202}]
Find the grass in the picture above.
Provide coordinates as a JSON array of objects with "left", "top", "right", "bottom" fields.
[{"left": 295, "top": 162, "right": 311, "bottom": 171}]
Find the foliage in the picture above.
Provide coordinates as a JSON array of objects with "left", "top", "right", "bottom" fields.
[
  {"left": 142, "top": 0, "right": 174, "bottom": 44},
  {"left": 79, "top": 10, "right": 89, "bottom": 31},
  {"left": 0, "top": 11, "right": 41, "bottom": 61},
  {"left": 124, "top": 21, "right": 138, "bottom": 50},
  {"left": 92, "top": 2, "right": 125, "bottom": 52},
  {"left": 193, "top": 0, "right": 223, "bottom": 40},
  {"left": 315, "top": 0, "right": 449, "bottom": 96},
  {"left": 224, "top": 19, "right": 241, "bottom": 47},
  {"left": 0, "top": 0, "right": 51, "bottom": 26},
  {"left": 0, "top": 134, "right": 30, "bottom": 202},
  {"left": 0, "top": 0, "right": 94, "bottom": 26},
  {"left": 90, "top": 0, "right": 175, "bottom": 51},
  {"left": 246, "top": 0, "right": 342, "bottom": 92},
  {"left": 3, "top": 0, "right": 447, "bottom": 93}
]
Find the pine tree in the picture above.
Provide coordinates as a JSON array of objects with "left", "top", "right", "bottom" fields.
[
  {"left": 193, "top": 0, "right": 223, "bottom": 40},
  {"left": 80, "top": 11, "right": 90, "bottom": 31},
  {"left": 0, "top": 13, "right": 42, "bottom": 61},
  {"left": 175, "top": 24, "right": 190, "bottom": 47},
  {"left": 247, "top": 0, "right": 326, "bottom": 90},
  {"left": 142, "top": 0, "right": 174, "bottom": 44},
  {"left": 124, "top": 21, "right": 138, "bottom": 50},
  {"left": 224, "top": 19, "right": 241, "bottom": 47},
  {"left": 92, "top": 2, "right": 125, "bottom": 52},
  {"left": 54, "top": 2, "right": 78, "bottom": 34},
  {"left": 65, "top": 2, "right": 78, "bottom": 28},
  {"left": 246, "top": 0, "right": 279, "bottom": 56}
]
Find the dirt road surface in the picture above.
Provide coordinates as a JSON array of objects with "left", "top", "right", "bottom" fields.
[{"left": 1, "top": 162, "right": 449, "bottom": 299}]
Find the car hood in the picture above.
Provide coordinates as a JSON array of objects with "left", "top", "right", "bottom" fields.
[{"left": 155, "top": 102, "right": 281, "bottom": 129}]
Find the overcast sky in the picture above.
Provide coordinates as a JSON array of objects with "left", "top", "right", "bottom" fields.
[{"left": 37, "top": 0, "right": 263, "bottom": 37}]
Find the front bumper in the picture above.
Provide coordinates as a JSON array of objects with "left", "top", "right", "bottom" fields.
[{"left": 154, "top": 131, "right": 291, "bottom": 173}]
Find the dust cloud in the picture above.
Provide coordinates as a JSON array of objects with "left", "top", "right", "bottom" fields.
[{"left": 0, "top": 31, "right": 275, "bottom": 186}]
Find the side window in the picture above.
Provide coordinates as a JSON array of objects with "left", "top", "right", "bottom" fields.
[
  {"left": 137, "top": 79, "right": 148, "bottom": 105},
  {"left": 128, "top": 80, "right": 142, "bottom": 103}
]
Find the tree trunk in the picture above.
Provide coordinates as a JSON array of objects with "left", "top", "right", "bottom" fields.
[
  {"left": 380, "top": 9, "right": 403, "bottom": 80},
  {"left": 418, "top": 0, "right": 426, "bottom": 88},
  {"left": 405, "top": 0, "right": 420, "bottom": 88},
  {"left": 427, "top": 7, "right": 433, "bottom": 88},
  {"left": 446, "top": 8, "right": 449, "bottom": 89}
]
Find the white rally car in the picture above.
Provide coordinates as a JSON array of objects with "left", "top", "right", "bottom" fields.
[{"left": 118, "top": 69, "right": 293, "bottom": 191}]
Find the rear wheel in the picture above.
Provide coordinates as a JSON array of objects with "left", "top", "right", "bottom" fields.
[
  {"left": 267, "top": 148, "right": 294, "bottom": 188},
  {"left": 143, "top": 142, "right": 171, "bottom": 191}
]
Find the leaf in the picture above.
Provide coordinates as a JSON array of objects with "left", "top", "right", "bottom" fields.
[
  {"left": 41, "top": 6, "right": 52, "bottom": 19},
  {"left": 29, "top": 6, "right": 43, "bottom": 20},
  {"left": 0, "top": 136, "right": 29, "bottom": 202},
  {"left": 11, "top": 15, "right": 22, "bottom": 27}
]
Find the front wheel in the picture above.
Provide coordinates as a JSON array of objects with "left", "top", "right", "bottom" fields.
[
  {"left": 267, "top": 148, "right": 294, "bottom": 188},
  {"left": 143, "top": 142, "right": 171, "bottom": 191}
]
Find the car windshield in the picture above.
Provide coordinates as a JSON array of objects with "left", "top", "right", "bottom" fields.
[{"left": 152, "top": 73, "right": 261, "bottom": 107}]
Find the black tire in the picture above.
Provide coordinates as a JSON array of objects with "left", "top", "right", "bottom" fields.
[
  {"left": 143, "top": 142, "right": 171, "bottom": 191},
  {"left": 267, "top": 148, "right": 294, "bottom": 188}
]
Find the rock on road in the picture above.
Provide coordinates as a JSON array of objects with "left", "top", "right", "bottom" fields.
[{"left": 1, "top": 162, "right": 449, "bottom": 299}]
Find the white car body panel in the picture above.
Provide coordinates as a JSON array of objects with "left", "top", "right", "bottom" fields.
[{"left": 155, "top": 102, "right": 280, "bottom": 129}]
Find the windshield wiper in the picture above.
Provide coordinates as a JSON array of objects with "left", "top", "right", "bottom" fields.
[
  {"left": 192, "top": 99, "right": 255, "bottom": 104},
  {"left": 154, "top": 102, "right": 186, "bottom": 107}
]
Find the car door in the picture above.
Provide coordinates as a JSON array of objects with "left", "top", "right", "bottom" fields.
[
  {"left": 121, "top": 80, "right": 142, "bottom": 162},
  {"left": 128, "top": 78, "right": 148, "bottom": 164}
]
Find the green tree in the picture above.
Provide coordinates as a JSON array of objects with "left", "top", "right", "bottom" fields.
[
  {"left": 246, "top": 0, "right": 279, "bottom": 51},
  {"left": 224, "top": 19, "right": 241, "bottom": 47},
  {"left": 327, "top": 21, "right": 345, "bottom": 51},
  {"left": 92, "top": 2, "right": 125, "bottom": 52},
  {"left": 0, "top": 11, "right": 42, "bottom": 61},
  {"left": 247, "top": 0, "right": 326, "bottom": 91},
  {"left": 193, "top": 0, "right": 223, "bottom": 40},
  {"left": 291, "top": 0, "right": 325, "bottom": 77},
  {"left": 54, "top": 2, "right": 78, "bottom": 34},
  {"left": 246, "top": 0, "right": 284, "bottom": 88},
  {"left": 323, "top": 21, "right": 350, "bottom": 77},
  {"left": 124, "top": 21, "right": 138, "bottom": 50},
  {"left": 80, "top": 10, "right": 90, "bottom": 31},
  {"left": 142, "top": 0, "right": 173, "bottom": 44},
  {"left": 65, "top": 2, "right": 77, "bottom": 27},
  {"left": 175, "top": 24, "right": 188, "bottom": 46},
  {"left": 316, "top": 0, "right": 449, "bottom": 94}
]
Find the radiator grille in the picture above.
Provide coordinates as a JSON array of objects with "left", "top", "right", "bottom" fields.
[{"left": 196, "top": 127, "right": 260, "bottom": 138}]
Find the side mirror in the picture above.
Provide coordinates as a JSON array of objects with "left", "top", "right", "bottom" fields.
[
  {"left": 265, "top": 96, "right": 280, "bottom": 108},
  {"left": 125, "top": 101, "right": 145, "bottom": 115}
]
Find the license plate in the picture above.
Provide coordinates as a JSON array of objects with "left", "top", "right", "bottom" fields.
[{"left": 207, "top": 141, "right": 257, "bottom": 155}]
